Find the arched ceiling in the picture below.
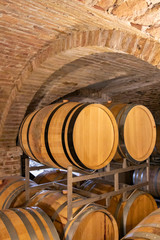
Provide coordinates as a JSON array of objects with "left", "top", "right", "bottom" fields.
[
  {"left": 28, "top": 52, "right": 160, "bottom": 109},
  {"left": 43, "top": 52, "right": 160, "bottom": 122},
  {"left": 0, "top": 0, "right": 160, "bottom": 148}
]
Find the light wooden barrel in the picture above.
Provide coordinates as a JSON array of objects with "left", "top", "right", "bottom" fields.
[
  {"left": 0, "top": 207, "right": 60, "bottom": 240},
  {"left": 104, "top": 103, "right": 156, "bottom": 163},
  {"left": 81, "top": 180, "right": 157, "bottom": 236},
  {"left": 133, "top": 165, "right": 160, "bottom": 197},
  {"left": 153, "top": 124, "right": 160, "bottom": 156},
  {"left": 122, "top": 208, "right": 160, "bottom": 240},
  {"left": 19, "top": 102, "right": 118, "bottom": 170},
  {"left": 0, "top": 176, "right": 37, "bottom": 209},
  {"left": 27, "top": 190, "right": 119, "bottom": 240}
]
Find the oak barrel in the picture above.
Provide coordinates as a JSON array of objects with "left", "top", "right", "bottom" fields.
[
  {"left": 122, "top": 208, "right": 160, "bottom": 240},
  {"left": 0, "top": 207, "right": 60, "bottom": 240},
  {"left": 27, "top": 190, "right": 119, "bottom": 240},
  {"left": 0, "top": 176, "right": 37, "bottom": 209},
  {"left": 81, "top": 180, "right": 157, "bottom": 236},
  {"left": 34, "top": 169, "right": 68, "bottom": 184},
  {"left": 153, "top": 124, "right": 160, "bottom": 156},
  {"left": 33, "top": 169, "right": 78, "bottom": 188},
  {"left": 133, "top": 165, "right": 160, "bottom": 197},
  {"left": 19, "top": 102, "right": 118, "bottom": 170},
  {"left": 104, "top": 103, "right": 156, "bottom": 162}
]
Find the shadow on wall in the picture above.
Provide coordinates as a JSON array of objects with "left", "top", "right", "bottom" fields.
[{"left": 25, "top": 51, "right": 160, "bottom": 116}]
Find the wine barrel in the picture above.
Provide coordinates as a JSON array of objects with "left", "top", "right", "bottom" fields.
[
  {"left": 19, "top": 102, "right": 118, "bottom": 170},
  {"left": 27, "top": 190, "right": 119, "bottom": 240},
  {"left": 122, "top": 208, "right": 160, "bottom": 240},
  {"left": 34, "top": 169, "right": 68, "bottom": 184},
  {"left": 153, "top": 124, "right": 160, "bottom": 156},
  {"left": 133, "top": 168, "right": 146, "bottom": 185},
  {"left": 0, "top": 207, "right": 60, "bottom": 240},
  {"left": 0, "top": 176, "right": 38, "bottom": 209},
  {"left": 104, "top": 103, "right": 156, "bottom": 163},
  {"left": 133, "top": 165, "right": 160, "bottom": 197},
  {"left": 81, "top": 180, "right": 157, "bottom": 236},
  {"left": 33, "top": 169, "right": 78, "bottom": 189}
]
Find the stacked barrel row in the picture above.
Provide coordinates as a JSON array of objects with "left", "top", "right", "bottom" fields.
[
  {"left": 0, "top": 171, "right": 158, "bottom": 239},
  {"left": 0, "top": 176, "right": 60, "bottom": 240},
  {"left": 80, "top": 179, "right": 157, "bottom": 237},
  {"left": 1, "top": 174, "right": 158, "bottom": 240},
  {"left": 0, "top": 174, "right": 158, "bottom": 240},
  {"left": 33, "top": 169, "right": 159, "bottom": 238},
  {"left": 0, "top": 175, "right": 119, "bottom": 240},
  {"left": 4, "top": 101, "right": 156, "bottom": 239},
  {"left": 19, "top": 102, "right": 157, "bottom": 169}
]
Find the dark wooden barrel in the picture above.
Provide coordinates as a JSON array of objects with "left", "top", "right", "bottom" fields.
[
  {"left": 27, "top": 190, "right": 119, "bottom": 240},
  {"left": 0, "top": 176, "right": 37, "bottom": 209},
  {"left": 104, "top": 103, "right": 156, "bottom": 163},
  {"left": 0, "top": 207, "right": 60, "bottom": 240},
  {"left": 34, "top": 169, "right": 68, "bottom": 184},
  {"left": 33, "top": 169, "right": 78, "bottom": 188},
  {"left": 133, "top": 165, "right": 160, "bottom": 197},
  {"left": 81, "top": 180, "right": 157, "bottom": 236},
  {"left": 122, "top": 208, "right": 160, "bottom": 240},
  {"left": 19, "top": 102, "right": 118, "bottom": 170}
]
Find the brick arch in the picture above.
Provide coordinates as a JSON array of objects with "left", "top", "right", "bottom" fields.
[{"left": 1, "top": 28, "right": 160, "bottom": 147}]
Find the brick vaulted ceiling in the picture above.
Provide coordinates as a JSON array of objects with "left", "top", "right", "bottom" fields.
[{"left": 1, "top": 0, "right": 160, "bottom": 149}]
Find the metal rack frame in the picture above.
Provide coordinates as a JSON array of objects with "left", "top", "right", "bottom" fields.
[
  {"left": 24, "top": 158, "right": 150, "bottom": 221},
  {"left": 66, "top": 158, "right": 150, "bottom": 220}
]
